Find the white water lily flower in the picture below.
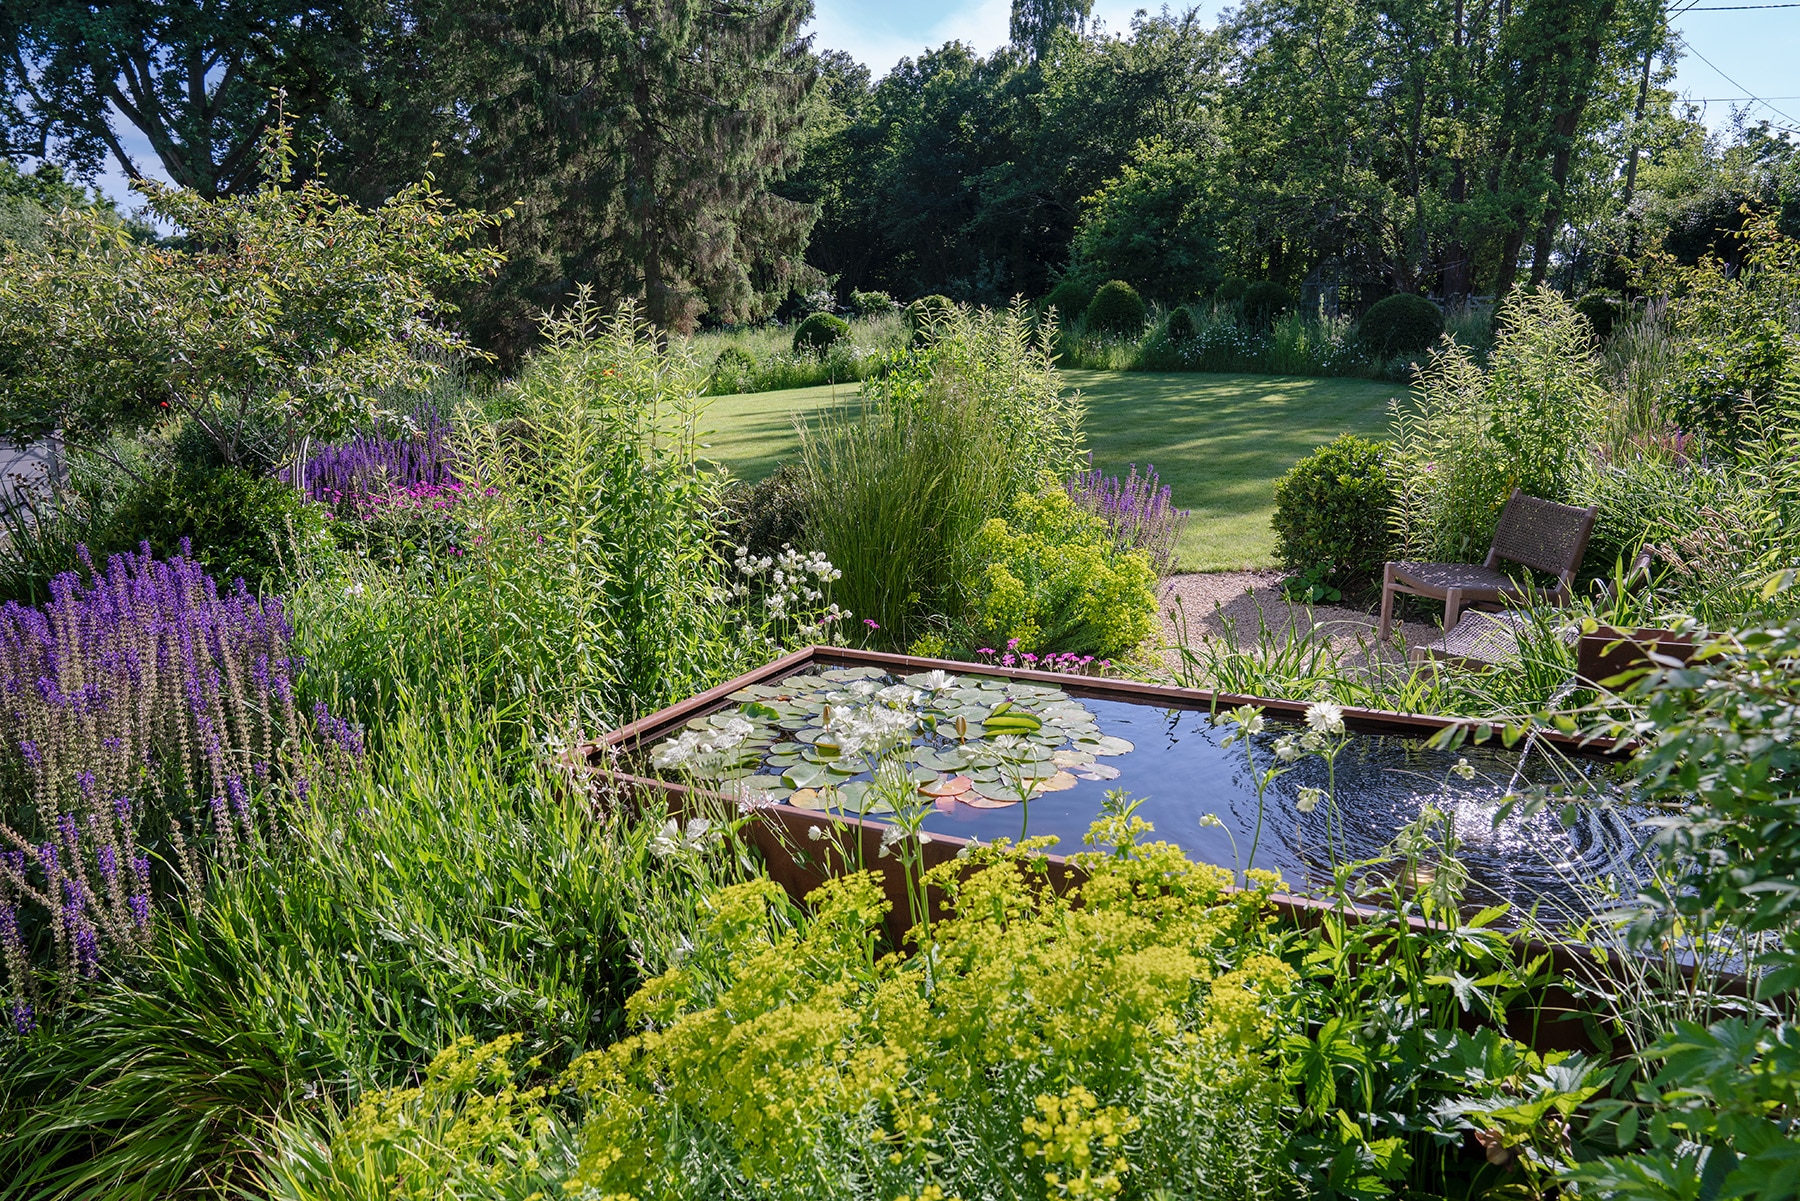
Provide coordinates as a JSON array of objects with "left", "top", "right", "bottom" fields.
[
  {"left": 847, "top": 680, "right": 880, "bottom": 699},
  {"left": 1305, "top": 701, "right": 1345, "bottom": 736},
  {"left": 652, "top": 731, "right": 702, "bottom": 770},
  {"left": 876, "top": 684, "right": 920, "bottom": 707},
  {"left": 918, "top": 669, "right": 955, "bottom": 691},
  {"left": 1452, "top": 757, "right": 1477, "bottom": 781},
  {"left": 1296, "top": 787, "right": 1323, "bottom": 813},
  {"left": 715, "top": 716, "right": 754, "bottom": 746}
]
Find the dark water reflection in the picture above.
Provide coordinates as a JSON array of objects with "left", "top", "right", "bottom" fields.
[{"left": 911, "top": 696, "right": 1646, "bottom": 919}]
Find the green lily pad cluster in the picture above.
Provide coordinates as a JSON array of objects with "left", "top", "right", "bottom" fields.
[{"left": 645, "top": 665, "right": 1134, "bottom": 814}]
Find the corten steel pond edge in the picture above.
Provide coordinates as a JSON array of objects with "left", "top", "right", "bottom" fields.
[{"left": 583, "top": 646, "right": 1711, "bottom": 1052}]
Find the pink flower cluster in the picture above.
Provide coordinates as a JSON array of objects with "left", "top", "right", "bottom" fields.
[{"left": 974, "top": 637, "right": 1111, "bottom": 676}]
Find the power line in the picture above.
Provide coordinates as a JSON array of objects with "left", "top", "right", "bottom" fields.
[
  {"left": 1681, "top": 3, "right": 1800, "bottom": 9},
  {"left": 1681, "top": 41, "right": 1800, "bottom": 130}
]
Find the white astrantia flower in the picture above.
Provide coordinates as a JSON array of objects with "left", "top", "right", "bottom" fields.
[
  {"left": 1272, "top": 736, "right": 1301, "bottom": 763},
  {"left": 1198, "top": 813, "right": 1225, "bottom": 828},
  {"left": 1305, "top": 701, "right": 1346, "bottom": 736},
  {"left": 1296, "top": 787, "right": 1323, "bottom": 813},
  {"left": 1452, "top": 757, "right": 1477, "bottom": 781},
  {"left": 807, "top": 824, "right": 825, "bottom": 841},
  {"left": 1224, "top": 704, "right": 1265, "bottom": 735}
]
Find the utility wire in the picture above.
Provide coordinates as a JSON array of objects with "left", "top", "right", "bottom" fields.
[
  {"left": 1681, "top": 3, "right": 1800, "bottom": 9},
  {"left": 1680, "top": 41, "right": 1800, "bottom": 130}
]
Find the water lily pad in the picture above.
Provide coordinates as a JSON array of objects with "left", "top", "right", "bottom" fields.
[
  {"left": 1076, "top": 763, "right": 1122, "bottom": 781},
  {"left": 1051, "top": 749, "right": 1096, "bottom": 768},
  {"left": 1034, "top": 770, "right": 1079, "bottom": 793},
  {"left": 735, "top": 775, "right": 792, "bottom": 800},
  {"left": 919, "top": 774, "right": 973, "bottom": 798},
  {"left": 766, "top": 753, "right": 804, "bottom": 769},
  {"left": 783, "top": 762, "right": 832, "bottom": 789},
  {"left": 790, "top": 787, "right": 826, "bottom": 810},
  {"left": 967, "top": 781, "right": 1027, "bottom": 805},
  {"left": 1077, "top": 735, "right": 1135, "bottom": 757},
  {"left": 793, "top": 727, "right": 826, "bottom": 745}
]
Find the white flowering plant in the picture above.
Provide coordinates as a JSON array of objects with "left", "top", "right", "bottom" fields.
[{"left": 728, "top": 542, "right": 847, "bottom": 651}]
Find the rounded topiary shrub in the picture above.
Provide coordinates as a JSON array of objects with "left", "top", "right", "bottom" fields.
[
  {"left": 1574, "top": 293, "right": 1621, "bottom": 341},
  {"left": 906, "top": 294, "right": 958, "bottom": 344},
  {"left": 1358, "top": 293, "right": 1444, "bottom": 358},
  {"left": 720, "top": 462, "right": 810, "bottom": 562},
  {"left": 1082, "top": 280, "right": 1148, "bottom": 335},
  {"left": 793, "top": 312, "right": 850, "bottom": 356},
  {"left": 1165, "top": 306, "right": 1197, "bottom": 341},
  {"left": 1215, "top": 277, "right": 1249, "bottom": 305},
  {"left": 1043, "top": 277, "right": 1093, "bottom": 320},
  {"left": 711, "top": 345, "right": 757, "bottom": 392},
  {"left": 1271, "top": 433, "right": 1396, "bottom": 591},
  {"left": 1240, "top": 281, "right": 1294, "bottom": 331}
]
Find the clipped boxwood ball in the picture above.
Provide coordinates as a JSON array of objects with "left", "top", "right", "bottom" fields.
[
  {"left": 1165, "top": 306, "right": 1196, "bottom": 341},
  {"left": 1240, "top": 281, "right": 1294, "bottom": 331},
  {"left": 1043, "top": 277, "right": 1093, "bottom": 319},
  {"left": 1271, "top": 433, "right": 1396, "bottom": 590},
  {"left": 1215, "top": 277, "right": 1249, "bottom": 304},
  {"left": 1083, "top": 280, "right": 1148, "bottom": 335},
  {"left": 793, "top": 312, "right": 850, "bottom": 355},
  {"left": 906, "top": 294, "right": 959, "bottom": 344},
  {"left": 1574, "top": 294, "right": 1621, "bottom": 341},
  {"left": 1358, "top": 293, "right": 1444, "bottom": 358}
]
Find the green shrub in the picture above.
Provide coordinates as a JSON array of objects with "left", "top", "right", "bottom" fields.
[
  {"left": 720, "top": 462, "right": 810, "bottom": 561},
  {"left": 1043, "top": 275, "right": 1093, "bottom": 319},
  {"left": 1165, "top": 305, "right": 1197, "bottom": 341},
  {"left": 968, "top": 488, "right": 1159, "bottom": 658},
  {"left": 905, "top": 294, "right": 959, "bottom": 345},
  {"left": 1082, "top": 279, "right": 1149, "bottom": 335},
  {"left": 1572, "top": 293, "right": 1621, "bottom": 341},
  {"left": 710, "top": 344, "right": 757, "bottom": 392},
  {"left": 1240, "top": 281, "right": 1294, "bottom": 331},
  {"left": 96, "top": 464, "right": 322, "bottom": 591},
  {"left": 1271, "top": 434, "right": 1396, "bottom": 590},
  {"left": 1358, "top": 293, "right": 1444, "bottom": 358},
  {"left": 848, "top": 289, "right": 895, "bottom": 316},
  {"left": 1215, "top": 276, "right": 1249, "bottom": 304},
  {"left": 800, "top": 301, "right": 1083, "bottom": 645},
  {"left": 269, "top": 838, "right": 1298, "bottom": 1201},
  {"left": 792, "top": 311, "right": 850, "bottom": 356}
]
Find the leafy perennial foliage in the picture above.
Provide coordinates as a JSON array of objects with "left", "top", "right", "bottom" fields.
[
  {"left": 968, "top": 488, "right": 1159, "bottom": 659},
  {"left": 263, "top": 830, "right": 1299, "bottom": 1201}
]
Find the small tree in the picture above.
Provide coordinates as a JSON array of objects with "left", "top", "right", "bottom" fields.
[{"left": 0, "top": 109, "right": 503, "bottom": 475}]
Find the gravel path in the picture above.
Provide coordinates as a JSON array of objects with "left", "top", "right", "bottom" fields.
[{"left": 1158, "top": 570, "right": 1438, "bottom": 670}]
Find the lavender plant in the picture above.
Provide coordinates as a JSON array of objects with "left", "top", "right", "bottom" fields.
[
  {"left": 1065, "top": 454, "right": 1190, "bottom": 576},
  {"left": 0, "top": 544, "right": 350, "bottom": 1028}
]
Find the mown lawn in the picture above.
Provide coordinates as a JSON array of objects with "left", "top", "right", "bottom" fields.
[{"left": 696, "top": 369, "right": 1404, "bottom": 571}]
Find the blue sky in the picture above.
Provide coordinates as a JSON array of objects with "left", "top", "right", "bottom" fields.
[{"left": 83, "top": 0, "right": 1800, "bottom": 207}]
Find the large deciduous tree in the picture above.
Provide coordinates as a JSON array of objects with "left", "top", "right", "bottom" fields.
[{"left": 1, "top": 0, "right": 360, "bottom": 196}]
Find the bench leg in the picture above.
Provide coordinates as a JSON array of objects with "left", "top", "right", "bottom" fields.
[
  {"left": 1444, "top": 587, "right": 1465, "bottom": 632},
  {"left": 1378, "top": 563, "right": 1397, "bottom": 640}
]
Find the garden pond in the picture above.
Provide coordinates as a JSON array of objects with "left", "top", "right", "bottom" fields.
[{"left": 643, "top": 664, "right": 1649, "bottom": 918}]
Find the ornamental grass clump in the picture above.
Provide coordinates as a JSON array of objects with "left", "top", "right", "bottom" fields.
[{"left": 0, "top": 544, "right": 349, "bottom": 1026}]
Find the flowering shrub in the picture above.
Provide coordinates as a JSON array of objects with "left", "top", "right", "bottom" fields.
[
  {"left": 274, "top": 828, "right": 1299, "bottom": 1200},
  {"left": 1066, "top": 454, "right": 1190, "bottom": 576},
  {"left": 967, "top": 489, "right": 1159, "bottom": 659},
  {"left": 0, "top": 545, "right": 353, "bottom": 1028}
]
